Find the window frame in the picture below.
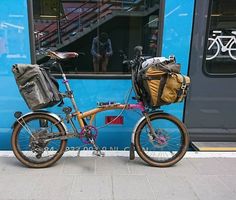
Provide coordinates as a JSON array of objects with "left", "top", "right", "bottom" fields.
[
  {"left": 203, "top": 0, "right": 236, "bottom": 77},
  {"left": 31, "top": 0, "right": 165, "bottom": 78}
]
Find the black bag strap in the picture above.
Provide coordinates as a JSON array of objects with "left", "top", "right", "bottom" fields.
[
  {"left": 175, "top": 74, "right": 187, "bottom": 102},
  {"left": 142, "top": 75, "right": 163, "bottom": 80},
  {"left": 180, "top": 74, "right": 187, "bottom": 90},
  {"left": 158, "top": 62, "right": 180, "bottom": 73},
  {"left": 40, "top": 67, "right": 64, "bottom": 106}
]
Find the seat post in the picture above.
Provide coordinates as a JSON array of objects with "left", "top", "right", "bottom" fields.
[
  {"left": 57, "top": 61, "right": 65, "bottom": 75},
  {"left": 57, "top": 61, "right": 79, "bottom": 112}
]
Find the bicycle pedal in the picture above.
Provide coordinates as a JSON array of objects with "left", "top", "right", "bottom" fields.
[{"left": 92, "top": 150, "right": 105, "bottom": 157}]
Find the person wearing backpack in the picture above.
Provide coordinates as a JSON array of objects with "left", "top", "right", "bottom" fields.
[{"left": 91, "top": 32, "right": 113, "bottom": 72}]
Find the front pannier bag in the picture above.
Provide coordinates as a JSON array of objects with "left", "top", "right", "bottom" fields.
[
  {"left": 137, "top": 57, "right": 190, "bottom": 108},
  {"left": 12, "top": 64, "right": 61, "bottom": 110}
]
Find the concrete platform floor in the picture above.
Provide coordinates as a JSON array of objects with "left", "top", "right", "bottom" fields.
[{"left": 0, "top": 153, "right": 236, "bottom": 200}]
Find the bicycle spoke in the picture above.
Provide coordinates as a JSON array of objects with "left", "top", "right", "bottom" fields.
[
  {"left": 12, "top": 114, "right": 67, "bottom": 167},
  {"left": 135, "top": 113, "right": 188, "bottom": 167}
]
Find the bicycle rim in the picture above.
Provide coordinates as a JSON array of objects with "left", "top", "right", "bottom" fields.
[
  {"left": 12, "top": 113, "right": 67, "bottom": 168},
  {"left": 135, "top": 113, "right": 189, "bottom": 167}
]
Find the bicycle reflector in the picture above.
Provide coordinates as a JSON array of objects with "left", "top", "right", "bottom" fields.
[{"left": 105, "top": 116, "right": 124, "bottom": 125}]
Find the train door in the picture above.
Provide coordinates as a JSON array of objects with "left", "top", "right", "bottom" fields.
[{"left": 185, "top": 0, "right": 236, "bottom": 143}]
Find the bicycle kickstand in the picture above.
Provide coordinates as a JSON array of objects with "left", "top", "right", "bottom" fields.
[{"left": 89, "top": 138, "right": 105, "bottom": 157}]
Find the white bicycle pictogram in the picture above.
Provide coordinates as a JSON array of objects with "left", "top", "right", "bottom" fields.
[{"left": 206, "top": 30, "right": 236, "bottom": 60}]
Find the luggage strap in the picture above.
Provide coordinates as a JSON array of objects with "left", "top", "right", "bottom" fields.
[{"left": 176, "top": 74, "right": 187, "bottom": 101}]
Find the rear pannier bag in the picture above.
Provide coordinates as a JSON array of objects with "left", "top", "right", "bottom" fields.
[
  {"left": 12, "top": 64, "right": 61, "bottom": 110},
  {"left": 137, "top": 57, "right": 190, "bottom": 107}
]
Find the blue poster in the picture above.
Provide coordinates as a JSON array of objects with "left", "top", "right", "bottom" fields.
[{"left": 0, "top": 0, "right": 32, "bottom": 149}]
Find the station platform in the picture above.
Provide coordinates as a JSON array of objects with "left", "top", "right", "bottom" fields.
[
  {"left": 192, "top": 142, "right": 236, "bottom": 151},
  {"left": 0, "top": 151, "right": 236, "bottom": 200}
]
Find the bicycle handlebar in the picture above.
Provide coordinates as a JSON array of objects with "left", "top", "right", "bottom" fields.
[{"left": 122, "top": 59, "right": 136, "bottom": 69}]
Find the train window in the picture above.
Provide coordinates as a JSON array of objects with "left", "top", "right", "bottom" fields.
[
  {"left": 33, "top": 0, "right": 162, "bottom": 75},
  {"left": 205, "top": 0, "right": 236, "bottom": 74}
]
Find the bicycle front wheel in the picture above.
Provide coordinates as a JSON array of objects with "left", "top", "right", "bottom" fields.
[
  {"left": 11, "top": 113, "right": 67, "bottom": 168},
  {"left": 134, "top": 113, "right": 189, "bottom": 167}
]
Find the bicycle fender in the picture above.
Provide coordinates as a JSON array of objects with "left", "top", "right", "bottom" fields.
[{"left": 12, "top": 111, "right": 68, "bottom": 133}]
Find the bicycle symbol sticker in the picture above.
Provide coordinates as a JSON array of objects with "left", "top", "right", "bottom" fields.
[{"left": 206, "top": 30, "right": 236, "bottom": 60}]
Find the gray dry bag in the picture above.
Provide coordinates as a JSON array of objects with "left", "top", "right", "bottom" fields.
[{"left": 12, "top": 64, "right": 62, "bottom": 110}]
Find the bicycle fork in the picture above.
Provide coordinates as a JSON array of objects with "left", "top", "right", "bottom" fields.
[
  {"left": 130, "top": 112, "right": 157, "bottom": 160},
  {"left": 143, "top": 112, "right": 156, "bottom": 136}
]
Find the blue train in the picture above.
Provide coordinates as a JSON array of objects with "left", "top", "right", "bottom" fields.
[{"left": 0, "top": 0, "right": 235, "bottom": 151}]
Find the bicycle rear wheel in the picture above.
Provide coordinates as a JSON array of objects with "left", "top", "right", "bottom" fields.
[
  {"left": 134, "top": 112, "right": 189, "bottom": 167},
  {"left": 11, "top": 113, "right": 67, "bottom": 168}
]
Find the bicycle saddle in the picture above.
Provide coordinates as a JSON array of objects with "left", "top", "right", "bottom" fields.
[{"left": 47, "top": 51, "right": 78, "bottom": 60}]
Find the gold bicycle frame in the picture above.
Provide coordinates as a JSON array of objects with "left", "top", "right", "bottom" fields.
[
  {"left": 47, "top": 52, "right": 145, "bottom": 133},
  {"left": 59, "top": 66, "right": 145, "bottom": 130},
  {"left": 76, "top": 104, "right": 129, "bottom": 127}
]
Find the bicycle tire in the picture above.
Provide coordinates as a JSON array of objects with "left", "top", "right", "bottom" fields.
[
  {"left": 134, "top": 112, "right": 189, "bottom": 167},
  {"left": 11, "top": 113, "right": 67, "bottom": 168}
]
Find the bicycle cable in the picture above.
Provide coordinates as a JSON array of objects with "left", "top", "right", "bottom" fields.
[{"left": 96, "top": 87, "right": 133, "bottom": 129}]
